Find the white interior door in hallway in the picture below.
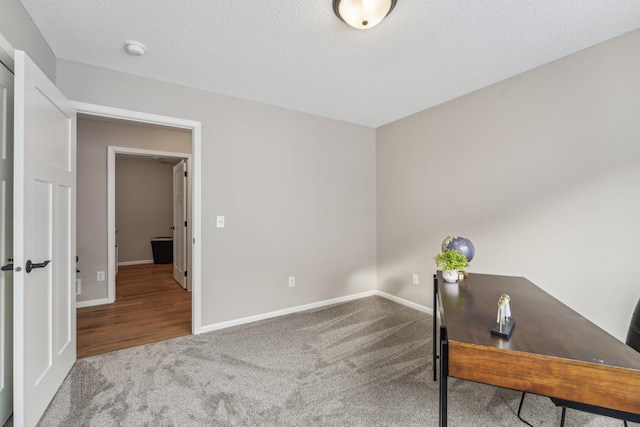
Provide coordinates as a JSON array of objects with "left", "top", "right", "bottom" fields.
[{"left": 173, "top": 159, "right": 187, "bottom": 288}]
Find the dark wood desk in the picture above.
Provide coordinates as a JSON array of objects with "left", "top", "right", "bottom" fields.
[{"left": 433, "top": 272, "right": 640, "bottom": 426}]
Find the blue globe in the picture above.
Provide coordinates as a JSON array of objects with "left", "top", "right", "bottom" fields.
[{"left": 444, "top": 236, "right": 475, "bottom": 263}]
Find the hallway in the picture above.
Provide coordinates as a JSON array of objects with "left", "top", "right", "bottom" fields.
[{"left": 76, "top": 264, "right": 192, "bottom": 358}]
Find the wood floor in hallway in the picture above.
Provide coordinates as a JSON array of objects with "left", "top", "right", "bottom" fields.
[{"left": 77, "top": 263, "right": 192, "bottom": 358}]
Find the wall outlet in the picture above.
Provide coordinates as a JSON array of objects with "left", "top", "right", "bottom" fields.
[
  {"left": 412, "top": 274, "right": 419, "bottom": 286},
  {"left": 288, "top": 276, "right": 295, "bottom": 288},
  {"left": 97, "top": 271, "right": 105, "bottom": 282},
  {"left": 76, "top": 279, "right": 81, "bottom": 295}
]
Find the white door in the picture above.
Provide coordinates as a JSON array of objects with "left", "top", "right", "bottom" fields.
[
  {"left": 173, "top": 160, "right": 187, "bottom": 288},
  {"left": 13, "top": 50, "right": 76, "bottom": 427},
  {"left": 0, "top": 58, "right": 14, "bottom": 425}
]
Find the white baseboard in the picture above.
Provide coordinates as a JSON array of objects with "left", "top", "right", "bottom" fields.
[
  {"left": 198, "top": 290, "right": 431, "bottom": 335},
  {"left": 118, "top": 259, "right": 154, "bottom": 266},
  {"left": 375, "top": 290, "right": 432, "bottom": 315},
  {"left": 199, "top": 290, "right": 378, "bottom": 334},
  {"left": 77, "top": 297, "right": 111, "bottom": 308}
]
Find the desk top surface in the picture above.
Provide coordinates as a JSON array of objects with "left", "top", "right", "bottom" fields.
[{"left": 437, "top": 271, "right": 640, "bottom": 371}]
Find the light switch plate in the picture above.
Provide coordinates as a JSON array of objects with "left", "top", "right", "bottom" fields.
[{"left": 216, "top": 216, "right": 225, "bottom": 228}]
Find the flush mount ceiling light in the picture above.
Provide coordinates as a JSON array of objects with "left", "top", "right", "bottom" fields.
[
  {"left": 333, "top": 0, "right": 397, "bottom": 30},
  {"left": 124, "top": 40, "right": 147, "bottom": 56}
]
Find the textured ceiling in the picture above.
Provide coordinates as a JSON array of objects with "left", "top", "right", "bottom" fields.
[{"left": 20, "top": 0, "right": 640, "bottom": 128}]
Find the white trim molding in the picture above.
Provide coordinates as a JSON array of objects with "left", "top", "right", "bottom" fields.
[
  {"left": 375, "top": 291, "right": 432, "bottom": 315},
  {"left": 118, "top": 259, "right": 154, "bottom": 266},
  {"left": 200, "top": 291, "right": 377, "bottom": 334},
  {"left": 199, "top": 290, "right": 431, "bottom": 334},
  {"left": 76, "top": 298, "right": 111, "bottom": 308}
]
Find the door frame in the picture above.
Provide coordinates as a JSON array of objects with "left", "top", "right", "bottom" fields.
[
  {"left": 73, "top": 102, "right": 203, "bottom": 334},
  {"left": 109, "top": 146, "right": 191, "bottom": 287},
  {"left": 0, "top": 33, "right": 13, "bottom": 427}
]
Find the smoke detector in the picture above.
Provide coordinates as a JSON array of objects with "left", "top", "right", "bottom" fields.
[{"left": 124, "top": 40, "right": 147, "bottom": 56}]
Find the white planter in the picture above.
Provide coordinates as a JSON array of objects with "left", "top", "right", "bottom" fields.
[{"left": 442, "top": 269, "right": 458, "bottom": 283}]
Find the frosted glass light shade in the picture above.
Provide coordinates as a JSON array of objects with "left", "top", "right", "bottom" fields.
[{"left": 333, "top": 0, "right": 397, "bottom": 30}]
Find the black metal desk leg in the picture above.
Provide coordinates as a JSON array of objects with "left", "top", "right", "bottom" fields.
[
  {"left": 439, "top": 328, "right": 448, "bottom": 427},
  {"left": 433, "top": 274, "right": 438, "bottom": 381}
]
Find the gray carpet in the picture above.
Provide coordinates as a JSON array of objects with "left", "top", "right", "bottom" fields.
[{"left": 34, "top": 296, "right": 638, "bottom": 426}]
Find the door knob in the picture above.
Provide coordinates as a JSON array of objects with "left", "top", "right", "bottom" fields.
[{"left": 25, "top": 259, "right": 51, "bottom": 273}]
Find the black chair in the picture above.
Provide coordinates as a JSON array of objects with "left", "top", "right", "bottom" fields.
[{"left": 517, "top": 297, "right": 640, "bottom": 426}]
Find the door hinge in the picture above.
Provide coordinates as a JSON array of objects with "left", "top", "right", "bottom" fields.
[
  {"left": 184, "top": 221, "right": 187, "bottom": 227},
  {"left": 184, "top": 271, "right": 188, "bottom": 277},
  {"left": 184, "top": 171, "right": 187, "bottom": 177}
]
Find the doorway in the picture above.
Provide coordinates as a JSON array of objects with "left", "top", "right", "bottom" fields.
[
  {"left": 111, "top": 148, "right": 191, "bottom": 289},
  {"left": 74, "top": 102, "right": 203, "bottom": 335}
]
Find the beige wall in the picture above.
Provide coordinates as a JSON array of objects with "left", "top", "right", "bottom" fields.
[
  {"left": 62, "top": 67, "right": 378, "bottom": 325},
  {"left": 77, "top": 117, "right": 191, "bottom": 301},
  {"left": 376, "top": 29, "right": 640, "bottom": 340},
  {"left": 116, "top": 156, "right": 176, "bottom": 263},
  {"left": 0, "top": 0, "right": 56, "bottom": 80}
]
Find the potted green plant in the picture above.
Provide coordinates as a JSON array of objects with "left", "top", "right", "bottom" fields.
[{"left": 434, "top": 249, "right": 468, "bottom": 283}]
